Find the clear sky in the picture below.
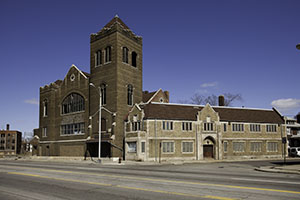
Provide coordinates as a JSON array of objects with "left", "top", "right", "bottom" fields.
[{"left": 1, "top": 0, "right": 300, "bottom": 133}]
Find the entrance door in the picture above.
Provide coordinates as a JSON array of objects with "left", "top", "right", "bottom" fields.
[{"left": 203, "top": 145, "right": 214, "bottom": 158}]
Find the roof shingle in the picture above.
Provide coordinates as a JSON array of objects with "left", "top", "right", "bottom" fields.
[{"left": 143, "top": 103, "right": 283, "bottom": 124}]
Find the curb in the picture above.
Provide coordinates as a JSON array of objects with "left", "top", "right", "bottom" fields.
[{"left": 254, "top": 167, "right": 300, "bottom": 175}]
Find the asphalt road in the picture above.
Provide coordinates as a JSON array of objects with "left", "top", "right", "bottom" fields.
[{"left": 0, "top": 159, "right": 300, "bottom": 200}]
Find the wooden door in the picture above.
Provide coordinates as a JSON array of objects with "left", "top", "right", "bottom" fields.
[{"left": 203, "top": 145, "right": 214, "bottom": 158}]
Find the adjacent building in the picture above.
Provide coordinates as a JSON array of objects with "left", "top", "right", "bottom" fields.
[
  {"left": 285, "top": 115, "right": 300, "bottom": 148},
  {"left": 125, "top": 100, "right": 285, "bottom": 161},
  {"left": 0, "top": 124, "right": 22, "bottom": 156},
  {"left": 34, "top": 16, "right": 286, "bottom": 161}
]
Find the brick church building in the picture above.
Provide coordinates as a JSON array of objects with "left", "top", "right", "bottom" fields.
[{"left": 34, "top": 16, "right": 286, "bottom": 161}]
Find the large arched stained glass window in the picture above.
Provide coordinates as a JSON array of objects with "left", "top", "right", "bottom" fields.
[{"left": 62, "top": 93, "right": 85, "bottom": 114}]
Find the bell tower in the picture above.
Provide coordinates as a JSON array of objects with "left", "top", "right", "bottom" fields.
[{"left": 89, "top": 16, "right": 143, "bottom": 158}]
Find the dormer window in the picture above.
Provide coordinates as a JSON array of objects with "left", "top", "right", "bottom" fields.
[
  {"left": 105, "top": 46, "right": 111, "bottom": 63},
  {"left": 95, "top": 50, "right": 102, "bottom": 66},
  {"left": 122, "top": 47, "right": 129, "bottom": 63},
  {"left": 132, "top": 51, "right": 137, "bottom": 67}
]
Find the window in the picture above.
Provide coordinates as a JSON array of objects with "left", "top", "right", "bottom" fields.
[
  {"left": 232, "top": 123, "right": 244, "bottom": 132},
  {"left": 127, "top": 84, "right": 133, "bottom": 105},
  {"left": 127, "top": 142, "right": 137, "bottom": 153},
  {"left": 141, "top": 141, "right": 145, "bottom": 153},
  {"left": 62, "top": 93, "right": 85, "bottom": 114},
  {"left": 182, "top": 122, "right": 192, "bottom": 131},
  {"left": 61, "top": 123, "right": 85, "bottom": 135},
  {"left": 233, "top": 142, "right": 245, "bottom": 152},
  {"left": 250, "top": 142, "right": 262, "bottom": 152},
  {"left": 162, "top": 142, "right": 174, "bottom": 153},
  {"left": 223, "top": 141, "right": 228, "bottom": 153},
  {"left": 43, "top": 99, "right": 48, "bottom": 117},
  {"left": 182, "top": 142, "right": 193, "bottom": 153},
  {"left": 204, "top": 123, "right": 213, "bottom": 131},
  {"left": 132, "top": 51, "right": 137, "bottom": 67},
  {"left": 42, "top": 127, "right": 47, "bottom": 137},
  {"left": 96, "top": 50, "right": 102, "bottom": 66},
  {"left": 122, "top": 47, "right": 128, "bottom": 63},
  {"left": 250, "top": 124, "right": 261, "bottom": 132},
  {"left": 100, "top": 84, "right": 106, "bottom": 105},
  {"left": 162, "top": 121, "right": 173, "bottom": 130},
  {"left": 266, "top": 125, "right": 277, "bottom": 132},
  {"left": 101, "top": 118, "right": 106, "bottom": 132},
  {"left": 223, "top": 124, "right": 227, "bottom": 132},
  {"left": 105, "top": 46, "right": 111, "bottom": 63},
  {"left": 267, "top": 142, "right": 278, "bottom": 152},
  {"left": 132, "top": 121, "right": 141, "bottom": 131}
]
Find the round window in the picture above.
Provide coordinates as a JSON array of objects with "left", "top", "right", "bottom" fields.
[{"left": 70, "top": 74, "right": 75, "bottom": 81}]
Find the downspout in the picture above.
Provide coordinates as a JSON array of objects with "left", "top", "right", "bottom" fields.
[
  {"left": 123, "top": 121, "right": 126, "bottom": 160},
  {"left": 196, "top": 123, "right": 198, "bottom": 160},
  {"left": 155, "top": 119, "right": 157, "bottom": 162}
]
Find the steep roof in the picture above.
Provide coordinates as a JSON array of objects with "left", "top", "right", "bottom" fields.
[
  {"left": 142, "top": 91, "right": 157, "bottom": 103},
  {"left": 103, "top": 15, "right": 130, "bottom": 30},
  {"left": 143, "top": 103, "right": 284, "bottom": 124},
  {"left": 82, "top": 71, "right": 90, "bottom": 78}
]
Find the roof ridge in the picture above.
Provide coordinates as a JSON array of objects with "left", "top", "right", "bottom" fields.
[{"left": 151, "top": 102, "right": 274, "bottom": 111}]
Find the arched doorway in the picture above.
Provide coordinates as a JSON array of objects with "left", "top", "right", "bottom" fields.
[{"left": 203, "top": 137, "right": 215, "bottom": 159}]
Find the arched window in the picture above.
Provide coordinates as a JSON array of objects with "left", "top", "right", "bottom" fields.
[
  {"left": 122, "top": 47, "right": 129, "bottom": 63},
  {"left": 43, "top": 99, "right": 48, "bottom": 117},
  {"left": 132, "top": 51, "right": 137, "bottom": 67},
  {"left": 100, "top": 83, "right": 106, "bottom": 105},
  {"left": 95, "top": 50, "right": 102, "bottom": 66},
  {"left": 62, "top": 93, "right": 85, "bottom": 114},
  {"left": 101, "top": 118, "right": 106, "bottom": 132},
  {"left": 105, "top": 46, "right": 111, "bottom": 63},
  {"left": 127, "top": 84, "right": 133, "bottom": 105}
]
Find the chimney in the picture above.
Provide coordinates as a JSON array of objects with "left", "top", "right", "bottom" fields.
[
  {"left": 218, "top": 95, "right": 225, "bottom": 106},
  {"left": 6, "top": 124, "right": 9, "bottom": 131}
]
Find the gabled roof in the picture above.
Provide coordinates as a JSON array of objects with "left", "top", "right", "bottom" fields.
[
  {"left": 67, "top": 64, "right": 89, "bottom": 79},
  {"left": 143, "top": 102, "right": 284, "bottom": 124},
  {"left": 143, "top": 90, "right": 158, "bottom": 103}
]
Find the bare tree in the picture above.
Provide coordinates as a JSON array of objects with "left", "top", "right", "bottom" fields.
[
  {"left": 223, "top": 93, "right": 243, "bottom": 106},
  {"left": 204, "top": 94, "right": 218, "bottom": 106},
  {"left": 190, "top": 93, "right": 205, "bottom": 105},
  {"left": 185, "top": 93, "right": 242, "bottom": 106}
]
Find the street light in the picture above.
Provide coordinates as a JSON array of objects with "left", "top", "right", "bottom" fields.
[
  {"left": 297, "top": 43, "right": 300, "bottom": 50},
  {"left": 90, "top": 83, "right": 102, "bottom": 163}
]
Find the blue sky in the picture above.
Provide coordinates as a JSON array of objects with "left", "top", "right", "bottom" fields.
[{"left": 0, "top": 0, "right": 300, "bottom": 133}]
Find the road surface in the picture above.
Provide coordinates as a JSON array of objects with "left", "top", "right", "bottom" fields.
[{"left": 0, "top": 159, "right": 299, "bottom": 200}]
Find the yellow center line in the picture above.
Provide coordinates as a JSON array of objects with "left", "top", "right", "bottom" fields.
[
  {"left": 4, "top": 165, "right": 300, "bottom": 195},
  {"left": 8, "top": 172, "right": 235, "bottom": 200}
]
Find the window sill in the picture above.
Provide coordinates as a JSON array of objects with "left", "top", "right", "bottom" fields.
[{"left": 60, "top": 133, "right": 85, "bottom": 137}]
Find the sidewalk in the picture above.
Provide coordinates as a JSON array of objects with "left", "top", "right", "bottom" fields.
[
  {"left": 2, "top": 156, "right": 300, "bottom": 174},
  {"left": 255, "top": 164, "right": 300, "bottom": 175}
]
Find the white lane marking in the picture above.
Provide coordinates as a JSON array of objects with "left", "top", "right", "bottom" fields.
[{"left": 231, "top": 177, "right": 300, "bottom": 185}]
